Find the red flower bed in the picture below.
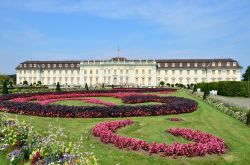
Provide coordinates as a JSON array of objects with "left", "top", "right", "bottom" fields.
[{"left": 92, "top": 119, "right": 226, "bottom": 157}]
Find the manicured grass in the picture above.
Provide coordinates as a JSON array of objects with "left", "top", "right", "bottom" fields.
[
  {"left": 53, "top": 100, "right": 103, "bottom": 106},
  {"left": 1, "top": 90, "right": 250, "bottom": 165},
  {"left": 52, "top": 97, "right": 162, "bottom": 106},
  {"left": 93, "top": 97, "right": 163, "bottom": 106}
]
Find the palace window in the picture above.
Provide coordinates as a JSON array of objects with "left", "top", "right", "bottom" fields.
[
  {"left": 227, "top": 62, "right": 230, "bottom": 66},
  {"left": 136, "top": 69, "right": 139, "bottom": 74},
  {"left": 218, "top": 62, "right": 221, "bottom": 66},
  {"left": 90, "top": 70, "right": 93, "bottom": 74},
  {"left": 194, "top": 63, "right": 198, "bottom": 67},
  {"left": 233, "top": 62, "right": 236, "bottom": 66},
  {"left": 212, "top": 70, "right": 215, "bottom": 75},
  {"left": 233, "top": 70, "right": 236, "bottom": 75},
  {"left": 218, "top": 70, "right": 221, "bottom": 74},
  {"left": 126, "top": 69, "right": 129, "bottom": 74},
  {"left": 142, "top": 69, "right": 145, "bottom": 74},
  {"left": 148, "top": 69, "right": 151, "bottom": 74},
  {"left": 96, "top": 70, "right": 98, "bottom": 74},
  {"left": 212, "top": 62, "right": 215, "bottom": 66}
]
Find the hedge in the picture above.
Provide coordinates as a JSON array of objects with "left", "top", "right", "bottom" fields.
[{"left": 196, "top": 81, "right": 250, "bottom": 97}]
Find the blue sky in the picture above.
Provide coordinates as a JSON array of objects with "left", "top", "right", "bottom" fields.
[{"left": 0, "top": 0, "right": 249, "bottom": 74}]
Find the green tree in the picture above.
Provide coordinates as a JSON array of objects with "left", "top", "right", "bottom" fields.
[
  {"left": 192, "top": 84, "right": 197, "bottom": 93},
  {"left": 111, "top": 84, "right": 114, "bottom": 89},
  {"left": 203, "top": 84, "right": 209, "bottom": 100},
  {"left": 2, "top": 80, "right": 8, "bottom": 95},
  {"left": 9, "top": 81, "right": 13, "bottom": 88},
  {"left": 23, "top": 80, "right": 28, "bottom": 85},
  {"left": 159, "top": 81, "right": 165, "bottom": 87},
  {"left": 37, "top": 81, "right": 42, "bottom": 86},
  {"left": 242, "top": 66, "right": 250, "bottom": 81},
  {"left": 85, "top": 83, "right": 89, "bottom": 91},
  {"left": 56, "top": 82, "right": 61, "bottom": 92},
  {"left": 102, "top": 83, "right": 105, "bottom": 89}
]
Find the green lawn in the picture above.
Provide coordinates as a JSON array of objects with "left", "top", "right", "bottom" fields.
[
  {"left": 1, "top": 90, "right": 250, "bottom": 165},
  {"left": 53, "top": 97, "right": 162, "bottom": 106}
]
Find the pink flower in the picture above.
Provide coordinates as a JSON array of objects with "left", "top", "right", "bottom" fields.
[{"left": 92, "top": 119, "right": 227, "bottom": 157}]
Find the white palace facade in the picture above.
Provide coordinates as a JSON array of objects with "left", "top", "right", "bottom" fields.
[{"left": 16, "top": 57, "right": 241, "bottom": 87}]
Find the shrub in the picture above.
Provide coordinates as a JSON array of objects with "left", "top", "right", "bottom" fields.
[
  {"left": 192, "top": 84, "right": 197, "bottom": 93},
  {"left": 85, "top": 83, "right": 89, "bottom": 91},
  {"left": 2, "top": 80, "right": 8, "bottom": 95},
  {"left": 23, "top": 80, "right": 28, "bottom": 85},
  {"left": 197, "top": 81, "right": 250, "bottom": 97},
  {"left": 55, "top": 82, "right": 61, "bottom": 92},
  {"left": 159, "top": 81, "right": 165, "bottom": 87}
]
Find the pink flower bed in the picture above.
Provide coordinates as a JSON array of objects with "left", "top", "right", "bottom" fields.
[
  {"left": 12, "top": 92, "right": 147, "bottom": 103},
  {"left": 38, "top": 97, "right": 116, "bottom": 106},
  {"left": 92, "top": 119, "right": 226, "bottom": 157}
]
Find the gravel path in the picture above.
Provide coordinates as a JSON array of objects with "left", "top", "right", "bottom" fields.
[{"left": 210, "top": 95, "right": 250, "bottom": 109}]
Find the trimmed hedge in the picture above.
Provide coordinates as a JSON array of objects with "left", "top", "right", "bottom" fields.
[{"left": 196, "top": 81, "right": 250, "bottom": 97}]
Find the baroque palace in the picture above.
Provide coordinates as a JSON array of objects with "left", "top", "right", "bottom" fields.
[{"left": 16, "top": 57, "right": 241, "bottom": 87}]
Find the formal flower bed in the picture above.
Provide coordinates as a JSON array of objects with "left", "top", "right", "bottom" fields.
[
  {"left": 0, "top": 116, "right": 97, "bottom": 164},
  {"left": 0, "top": 93, "right": 197, "bottom": 118},
  {"left": 92, "top": 119, "right": 226, "bottom": 157},
  {"left": 0, "top": 88, "right": 176, "bottom": 102}
]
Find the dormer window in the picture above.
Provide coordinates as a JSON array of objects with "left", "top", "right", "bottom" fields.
[
  {"left": 20, "top": 64, "right": 22, "bottom": 68},
  {"left": 71, "top": 64, "right": 74, "bottom": 68},
  {"left": 202, "top": 63, "right": 206, "bottom": 67},
  {"left": 233, "top": 62, "right": 236, "bottom": 66},
  {"left": 42, "top": 64, "right": 45, "bottom": 68},
  {"left": 187, "top": 63, "right": 190, "bottom": 67},
  {"left": 212, "top": 62, "right": 215, "bottom": 66},
  {"left": 33, "top": 64, "right": 36, "bottom": 67},
  {"left": 65, "top": 64, "right": 68, "bottom": 68},
  {"left": 218, "top": 62, "right": 221, "bottom": 66},
  {"left": 179, "top": 63, "right": 182, "bottom": 67},
  {"left": 29, "top": 64, "right": 32, "bottom": 67},
  {"left": 172, "top": 63, "right": 175, "bottom": 67},
  {"left": 24, "top": 64, "right": 26, "bottom": 68},
  {"left": 227, "top": 62, "right": 230, "bottom": 66},
  {"left": 77, "top": 64, "right": 80, "bottom": 67},
  {"left": 158, "top": 63, "right": 161, "bottom": 67},
  {"left": 53, "top": 64, "right": 56, "bottom": 68},
  {"left": 165, "top": 63, "right": 168, "bottom": 67},
  {"left": 59, "top": 64, "right": 62, "bottom": 68},
  {"left": 48, "top": 64, "right": 50, "bottom": 68},
  {"left": 194, "top": 63, "right": 198, "bottom": 67}
]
